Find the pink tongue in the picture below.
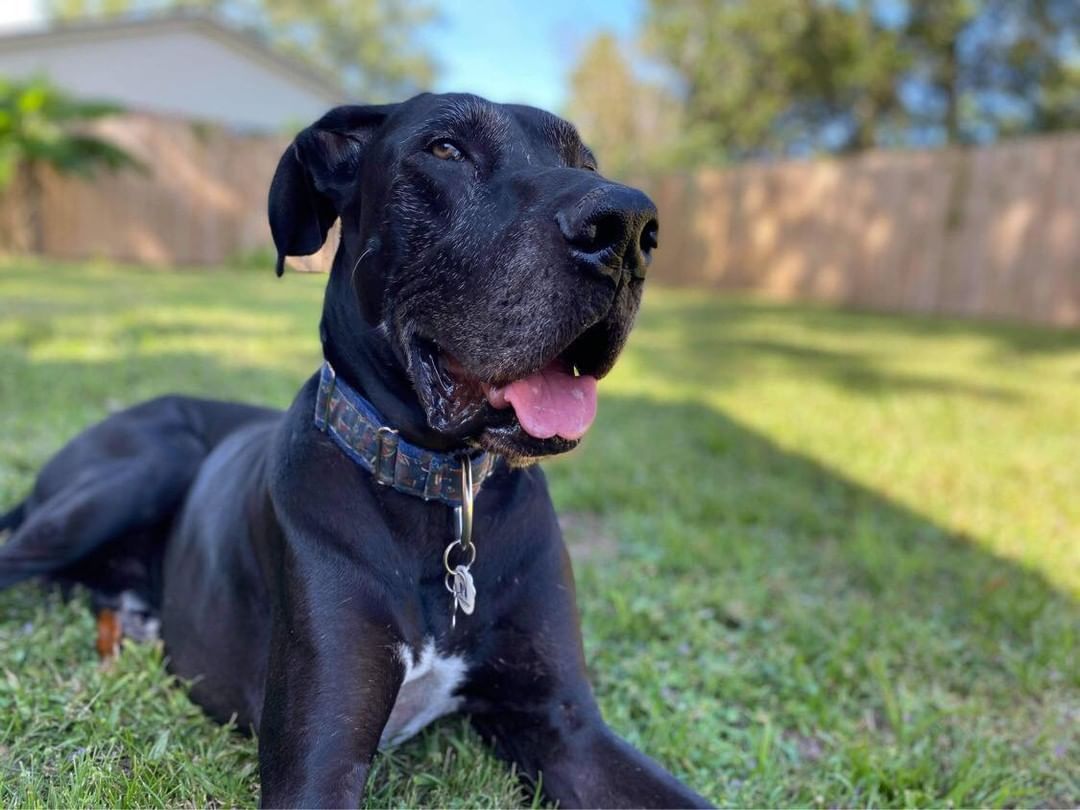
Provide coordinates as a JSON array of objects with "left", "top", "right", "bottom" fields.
[{"left": 488, "top": 363, "right": 597, "bottom": 440}]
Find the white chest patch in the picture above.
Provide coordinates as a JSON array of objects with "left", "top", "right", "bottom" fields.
[{"left": 379, "top": 638, "right": 467, "bottom": 749}]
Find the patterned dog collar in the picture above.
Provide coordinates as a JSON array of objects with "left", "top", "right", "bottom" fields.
[{"left": 313, "top": 361, "right": 496, "bottom": 506}]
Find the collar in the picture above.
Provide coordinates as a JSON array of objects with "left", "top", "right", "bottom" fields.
[{"left": 313, "top": 361, "right": 496, "bottom": 506}]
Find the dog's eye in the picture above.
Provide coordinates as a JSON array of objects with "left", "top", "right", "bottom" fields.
[
  {"left": 430, "top": 141, "right": 464, "bottom": 161},
  {"left": 582, "top": 163, "right": 598, "bottom": 172}
]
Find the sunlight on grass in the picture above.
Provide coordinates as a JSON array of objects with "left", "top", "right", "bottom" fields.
[{"left": 1, "top": 259, "right": 1078, "bottom": 808}]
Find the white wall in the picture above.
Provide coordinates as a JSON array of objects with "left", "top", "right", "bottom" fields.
[{"left": 0, "top": 24, "right": 341, "bottom": 132}]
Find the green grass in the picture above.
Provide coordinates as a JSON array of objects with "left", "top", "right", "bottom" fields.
[{"left": 1, "top": 258, "right": 1078, "bottom": 808}]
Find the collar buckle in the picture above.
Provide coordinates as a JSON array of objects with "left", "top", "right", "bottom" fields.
[{"left": 373, "top": 425, "right": 400, "bottom": 485}]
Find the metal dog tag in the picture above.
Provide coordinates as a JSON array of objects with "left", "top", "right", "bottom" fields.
[{"left": 451, "top": 564, "right": 476, "bottom": 616}]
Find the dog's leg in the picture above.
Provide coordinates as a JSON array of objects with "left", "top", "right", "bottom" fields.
[
  {"left": 466, "top": 546, "right": 712, "bottom": 809},
  {"left": 474, "top": 708, "right": 712, "bottom": 809},
  {"left": 0, "top": 499, "right": 25, "bottom": 537},
  {"left": 0, "top": 459, "right": 191, "bottom": 591},
  {"left": 256, "top": 543, "right": 406, "bottom": 808}
]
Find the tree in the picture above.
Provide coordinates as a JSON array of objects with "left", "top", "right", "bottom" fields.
[
  {"left": 44, "top": 0, "right": 437, "bottom": 101},
  {"left": 644, "top": 0, "right": 1080, "bottom": 162},
  {"left": 0, "top": 78, "right": 138, "bottom": 252},
  {"left": 902, "top": 0, "right": 1080, "bottom": 144},
  {"left": 644, "top": 0, "right": 909, "bottom": 161},
  {"left": 564, "top": 32, "right": 682, "bottom": 177}
]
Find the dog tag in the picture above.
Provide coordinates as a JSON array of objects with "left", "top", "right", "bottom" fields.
[{"left": 451, "top": 564, "right": 476, "bottom": 616}]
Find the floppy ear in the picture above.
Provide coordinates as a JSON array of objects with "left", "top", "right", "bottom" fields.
[{"left": 267, "top": 104, "right": 397, "bottom": 277}]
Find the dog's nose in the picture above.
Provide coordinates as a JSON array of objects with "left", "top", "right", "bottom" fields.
[{"left": 556, "top": 184, "right": 659, "bottom": 281}]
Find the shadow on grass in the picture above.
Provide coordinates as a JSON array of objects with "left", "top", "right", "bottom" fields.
[
  {"left": 644, "top": 294, "right": 1080, "bottom": 358},
  {"left": 563, "top": 390, "right": 1078, "bottom": 635},
  {"left": 556, "top": 392, "right": 1078, "bottom": 805},
  {"left": 623, "top": 296, "right": 1040, "bottom": 403},
  {"left": 722, "top": 337, "right": 1021, "bottom": 401}
]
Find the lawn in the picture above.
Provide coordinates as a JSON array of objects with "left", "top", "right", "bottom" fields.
[{"left": 0, "top": 258, "right": 1077, "bottom": 808}]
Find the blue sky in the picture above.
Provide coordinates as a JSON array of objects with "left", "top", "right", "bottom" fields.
[
  {"left": 0, "top": 0, "right": 645, "bottom": 113},
  {"left": 424, "top": 0, "right": 643, "bottom": 111}
]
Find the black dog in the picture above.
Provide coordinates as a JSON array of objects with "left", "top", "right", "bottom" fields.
[{"left": 0, "top": 93, "right": 709, "bottom": 808}]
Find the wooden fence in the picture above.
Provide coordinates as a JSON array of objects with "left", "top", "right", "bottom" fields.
[
  {"left": 2, "top": 114, "right": 1077, "bottom": 325},
  {"left": 640, "top": 133, "right": 1080, "bottom": 326},
  {"left": 0, "top": 113, "right": 335, "bottom": 273}
]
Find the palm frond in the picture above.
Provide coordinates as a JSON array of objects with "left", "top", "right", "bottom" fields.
[{"left": 0, "top": 77, "right": 136, "bottom": 189}]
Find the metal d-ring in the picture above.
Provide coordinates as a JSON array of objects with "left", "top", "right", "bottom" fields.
[
  {"left": 443, "top": 455, "right": 476, "bottom": 581},
  {"left": 443, "top": 538, "right": 477, "bottom": 576},
  {"left": 458, "top": 455, "right": 473, "bottom": 546},
  {"left": 443, "top": 456, "right": 478, "bottom": 627}
]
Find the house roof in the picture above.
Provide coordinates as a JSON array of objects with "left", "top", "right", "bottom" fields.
[{"left": 0, "top": 10, "right": 346, "bottom": 107}]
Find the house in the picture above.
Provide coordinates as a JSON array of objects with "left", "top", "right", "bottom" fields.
[{"left": 0, "top": 11, "right": 344, "bottom": 132}]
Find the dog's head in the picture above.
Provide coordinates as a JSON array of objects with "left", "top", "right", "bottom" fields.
[{"left": 269, "top": 93, "right": 657, "bottom": 463}]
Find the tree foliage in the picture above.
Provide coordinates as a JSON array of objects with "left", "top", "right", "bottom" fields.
[
  {"left": 639, "top": 0, "right": 1080, "bottom": 163},
  {"left": 564, "top": 32, "right": 682, "bottom": 177},
  {"left": 903, "top": 0, "right": 1080, "bottom": 143},
  {"left": 643, "top": 0, "right": 908, "bottom": 159},
  {"left": 44, "top": 0, "right": 437, "bottom": 101}
]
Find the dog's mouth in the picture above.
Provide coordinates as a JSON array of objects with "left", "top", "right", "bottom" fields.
[{"left": 408, "top": 328, "right": 615, "bottom": 460}]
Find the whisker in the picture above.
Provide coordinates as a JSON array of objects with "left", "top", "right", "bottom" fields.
[{"left": 350, "top": 246, "right": 374, "bottom": 287}]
